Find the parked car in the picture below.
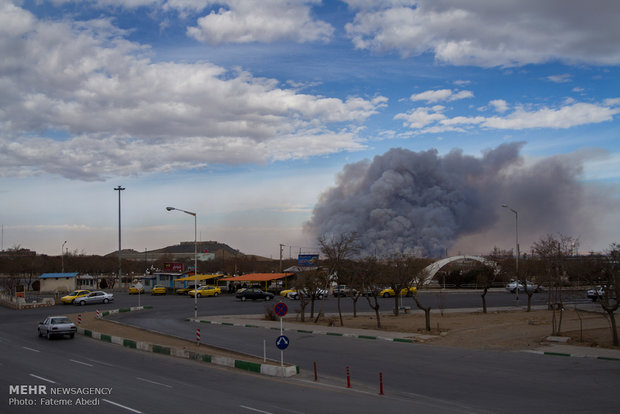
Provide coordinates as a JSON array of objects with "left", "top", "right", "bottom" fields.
[
  {"left": 128, "top": 285, "right": 144, "bottom": 295},
  {"left": 188, "top": 285, "right": 221, "bottom": 297},
  {"left": 38, "top": 316, "right": 76, "bottom": 339},
  {"left": 279, "top": 288, "right": 297, "bottom": 297},
  {"left": 586, "top": 286, "right": 616, "bottom": 302},
  {"left": 74, "top": 291, "right": 114, "bottom": 306},
  {"left": 151, "top": 285, "right": 167, "bottom": 295},
  {"left": 60, "top": 289, "right": 91, "bottom": 304},
  {"left": 236, "top": 288, "right": 274, "bottom": 301},
  {"left": 505, "top": 281, "right": 543, "bottom": 293},
  {"left": 332, "top": 285, "right": 357, "bottom": 297},
  {"left": 290, "top": 288, "right": 328, "bottom": 300},
  {"left": 176, "top": 284, "right": 201, "bottom": 295},
  {"left": 380, "top": 287, "right": 417, "bottom": 298}
]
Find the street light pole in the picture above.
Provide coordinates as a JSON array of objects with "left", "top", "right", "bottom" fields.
[
  {"left": 502, "top": 204, "right": 519, "bottom": 301},
  {"left": 115, "top": 186, "right": 125, "bottom": 290},
  {"left": 61, "top": 241, "right": 67, "bottom": 273},
  {"left": 166, "top": 206, "right": 198, "bottom": 319}
]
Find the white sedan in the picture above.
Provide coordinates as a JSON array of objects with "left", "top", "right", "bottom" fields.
[
  {"left": 73, "top": 291, "right": 114, "bottom": 305},
  {"left": 505, "top": 281, "right": 543, "bottom": 293}
]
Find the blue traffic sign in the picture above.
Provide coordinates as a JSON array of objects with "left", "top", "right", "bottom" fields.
[
  {"left": 276, "top": 335, "right": 289, "bottom": 350},
  {"left": 274, "top": 302, "right": 288, "bottom": 317}
]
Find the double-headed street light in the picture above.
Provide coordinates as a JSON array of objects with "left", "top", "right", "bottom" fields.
[
  {"left": 61, "top": 241, "right": 67, "bottom": 273},
  {"left": 166, "top": 206, "right": 198, "bottom": 318},
  {"left": 502, "top": 204, "right": 519, "bottom": 301}
]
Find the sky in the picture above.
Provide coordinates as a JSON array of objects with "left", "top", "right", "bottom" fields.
[{"left": 0, "top": 0, "right": 619, "bottom": 259}]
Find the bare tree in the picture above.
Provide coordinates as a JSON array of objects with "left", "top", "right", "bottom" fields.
[
  {"left": 359, "top": 256, "right": 384, "bottom": 329},
  {"left": 383, "top": 254, "right": 417, "bottom": 316},
  {"left": 596, "top": 243, "right": 619, "bottom": 346},
  {"left": 532, "top": 234, "right": 578, "bottom": 335},
  {"left": 318, "top": 232, "right": 359, "bottom": 326}
]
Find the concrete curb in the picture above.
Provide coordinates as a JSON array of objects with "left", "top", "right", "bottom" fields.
[
  {"left": 78, "top": 307, "right": 298, "bottom": 378},
  {"left": 188, "top": 317, "right": 423, "bottom": 344},
  {"left": 524, "top": 349, "right": 620, "bottom": 361}
]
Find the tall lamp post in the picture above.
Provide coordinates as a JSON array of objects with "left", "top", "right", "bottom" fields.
[
  {"left": 61, "top": 240, "right": 67, "bottom": 273},
  {"left": 166, "top": 206, "right": 198, "bottom": 318},
  {"left": 502, "top": 204, "right": 519, "bottom": 301},
  {"left": 114, "top": 186, "right": 125, "bottom": 290}
]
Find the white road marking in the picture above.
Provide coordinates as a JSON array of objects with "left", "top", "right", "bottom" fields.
[
  {"left": 70, "top": 359, "right": 93, "bottom": 367},
  {"left": 86, "top": 358, "right": 116, "bottom": 367},
  {"left": 240, "top": 405, "right": 273, "bottom": 414},
  {"left": 102, "top": 399, "right": 143, "bottom": 413},
  {"left": 29, "top": 374, "right": 56, "bottom": 384},
  {"left": 136, "top": 377, "right": 172, "bottom": 388},
  {"left": 22, "top": 347, "right": 40, "bottom": 352}
]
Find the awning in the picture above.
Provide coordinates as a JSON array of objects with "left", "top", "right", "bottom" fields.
[
  {"left": 220, "top": 273, "right": 294, "bottom": 282},
  {"left": 174, "top": 274, "right": 221, "bottom": 282}
]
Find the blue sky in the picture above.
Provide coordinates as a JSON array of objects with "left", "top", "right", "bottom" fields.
[{"left": 1, "top": 0, "right": 619, "bottom": 258}]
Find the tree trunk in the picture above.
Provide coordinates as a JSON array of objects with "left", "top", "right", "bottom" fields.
[
  {"left": 609, "top": 310, "right": 619, "bottom": 346},
  {"left": 393, "top": 294, "right": 399, "bottom": 316},
  {"left": 365, "top": 296, "right": 381, "bottom": 329},
  {"left": 526, "top": 292, "right": 533, "bottom": 312},
  {"left": 337, "top": 295, "right": 344, "bottom": 326},
  {"left": 481, "top": 287, "right": 488, "bottom": 314},
  {"left": 413, "top": 295, "right": 432, "bottom": 331}
]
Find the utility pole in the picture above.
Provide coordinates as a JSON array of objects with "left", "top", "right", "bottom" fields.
[
  {"left": 279, "top": 244, "right": 284, "bottom": 272},
  {"left": 115, "top": 186, "right": 125, "bottom": 290}
]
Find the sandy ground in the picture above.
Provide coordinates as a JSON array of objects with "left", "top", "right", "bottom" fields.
[
  {"left": 69, "top": 312, "right": 269, "bottom": 363},
  {"left": 311, "top": 308, "right": 619, "bottom": 351},
  {"left": 70, "top": 307, "right": 619, "bottom": 355}
]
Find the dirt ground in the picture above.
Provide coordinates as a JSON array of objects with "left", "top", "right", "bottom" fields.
[
  {"left": 69, "top": 312, "right": 269, "bottom": 363},
  {"left": 308, "top": 308, "right": 619, "bottom": 351},
  {"left": 71, "top": 307, "right": 619, "bottom": 355}
]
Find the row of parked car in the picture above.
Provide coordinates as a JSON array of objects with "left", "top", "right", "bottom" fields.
[
  {"left": 60, "top": 290, "right": 114, "bottom": 306},
  {"left": 278, "top": 285, "right": 419, "bottom": 300}
]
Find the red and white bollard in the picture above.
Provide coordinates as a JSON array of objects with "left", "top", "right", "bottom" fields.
[
  {"left": 96, "top": 309, "right": 100, "bottom": 319},
  {"left": 196, "top": 328, "right": 201, "bottom": 346},
  {"left": 77, "top": 314, "right": 82, "bottom": 325}
]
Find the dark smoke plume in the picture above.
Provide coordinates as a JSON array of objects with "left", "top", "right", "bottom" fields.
[{"left": 305, "top": 143, "right": 617, "bottom": 257}]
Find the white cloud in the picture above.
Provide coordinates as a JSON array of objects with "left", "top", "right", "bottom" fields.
[
  {"left": 547, "top": 74, "right": 572, "bottom": 83},
  {"left": 489, "top": 99, "right": 509, "bottom": 113},
  {"left": 0, "top": 5, "right": 383, "bottom": 180},
  {"left": 344, "top": 0, "right": 620, "bottom": 67},
  {"left": 409, "top": 88, "right": 473, "bottom": 103},
  {"left": 396, "top": 100, "right": 620, "bottom": 132},
  {"left": 187, "top": 0, "right": 334, "bottom": 44}
]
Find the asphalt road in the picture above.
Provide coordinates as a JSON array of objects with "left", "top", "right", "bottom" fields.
[{"left": 2, "top": 290, "right": 617, "bottom": 413}]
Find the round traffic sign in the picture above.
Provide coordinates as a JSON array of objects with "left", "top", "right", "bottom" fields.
[
  {"left": 276, "top": 335, "right": 289, "bottom": 350},
  {"left": 274, "top": 302, "right": 288, "bottom": 317}
]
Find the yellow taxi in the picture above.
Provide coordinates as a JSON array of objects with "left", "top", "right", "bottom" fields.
[
  {"left": 279, "top": 288, "right": 297, "bottom": 297},
  {"left": 151, "top": 285, "right": 167, "bottom": 295},
  {"left": 380, "top": 286, "right": 417, "bottom": 298},
  {"left": 188, "top": 285, "right": 221, "bottom": 297},
  {"left": 176, "top": 284, "right": 200, "bottom": 295},
  {"left": 61, "top": 289, "right": 91, "bottom": 304},
  {"left": 128, "top": 285, "right": 144, "bottom": 295}
]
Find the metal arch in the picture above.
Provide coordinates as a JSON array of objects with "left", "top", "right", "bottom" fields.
[{"left": 420, "top": 256, "right": 500, "bottom": 285}]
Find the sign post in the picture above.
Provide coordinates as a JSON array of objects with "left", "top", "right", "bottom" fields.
[{"left": 273, "top": 302, "right": 289, "bottom": 366}]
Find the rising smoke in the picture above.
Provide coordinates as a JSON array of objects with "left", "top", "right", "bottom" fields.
[{"left": 305, "top": 143, "right": 618, "bottom": 257}]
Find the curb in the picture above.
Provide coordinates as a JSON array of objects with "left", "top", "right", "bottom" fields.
[
  {"left": 525, "top": 350, "right": 620, "bottom": 361},
  {"left": 78, "top": 307, "right": 298, "bottom": 378},
  {"left": 188, "top": 318, "right": 422, "bottom": 344}
]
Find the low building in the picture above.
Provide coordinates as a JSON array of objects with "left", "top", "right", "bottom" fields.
[{"left": 39, "top": 272, "right": 78, "bottom": 293}]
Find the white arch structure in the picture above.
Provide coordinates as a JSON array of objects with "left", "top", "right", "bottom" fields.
[{"left": 420, "top": 255, "right": 499, "bottom": 285}]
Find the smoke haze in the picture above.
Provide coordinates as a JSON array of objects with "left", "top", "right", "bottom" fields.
[{"left": 305, "top": 143, "right": 619, "bottom": 257}]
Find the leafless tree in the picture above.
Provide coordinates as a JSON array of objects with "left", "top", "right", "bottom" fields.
[
  {"left": 532, "top": 234, "right": 578, "bottom": 335},
  {"left": 318, "top": 232, "right": 360, "bottom": 326},
  {"left": 595, "top": 243, "right": 619, "bottom": 346},
  {"left": 359, "top": 256, "right": 384, "bottom": 329}
]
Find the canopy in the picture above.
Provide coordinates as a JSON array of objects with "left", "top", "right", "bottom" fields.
[
  {"left": 174, "top": 274, "right": 221, "bottom": 282},
  {"left": 221, "top": 273, "right": 293, "bottom": 282}
]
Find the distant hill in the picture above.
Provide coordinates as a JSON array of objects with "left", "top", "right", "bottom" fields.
[{"left": 106, "top": 241, "right": 271, "bottom": 261}]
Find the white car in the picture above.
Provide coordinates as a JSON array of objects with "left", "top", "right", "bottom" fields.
[
  {"left": 73, "top": 291, "right": 114, "bottom": 305},
  {"left": 505, "top": 281, "right": 543, "bottom": 293},
  {"left": 38, "top": 316, "right": 76, "bottom": 339},
  {"left": 290, "top": 288, "right": 328, "bottom": 300}
]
